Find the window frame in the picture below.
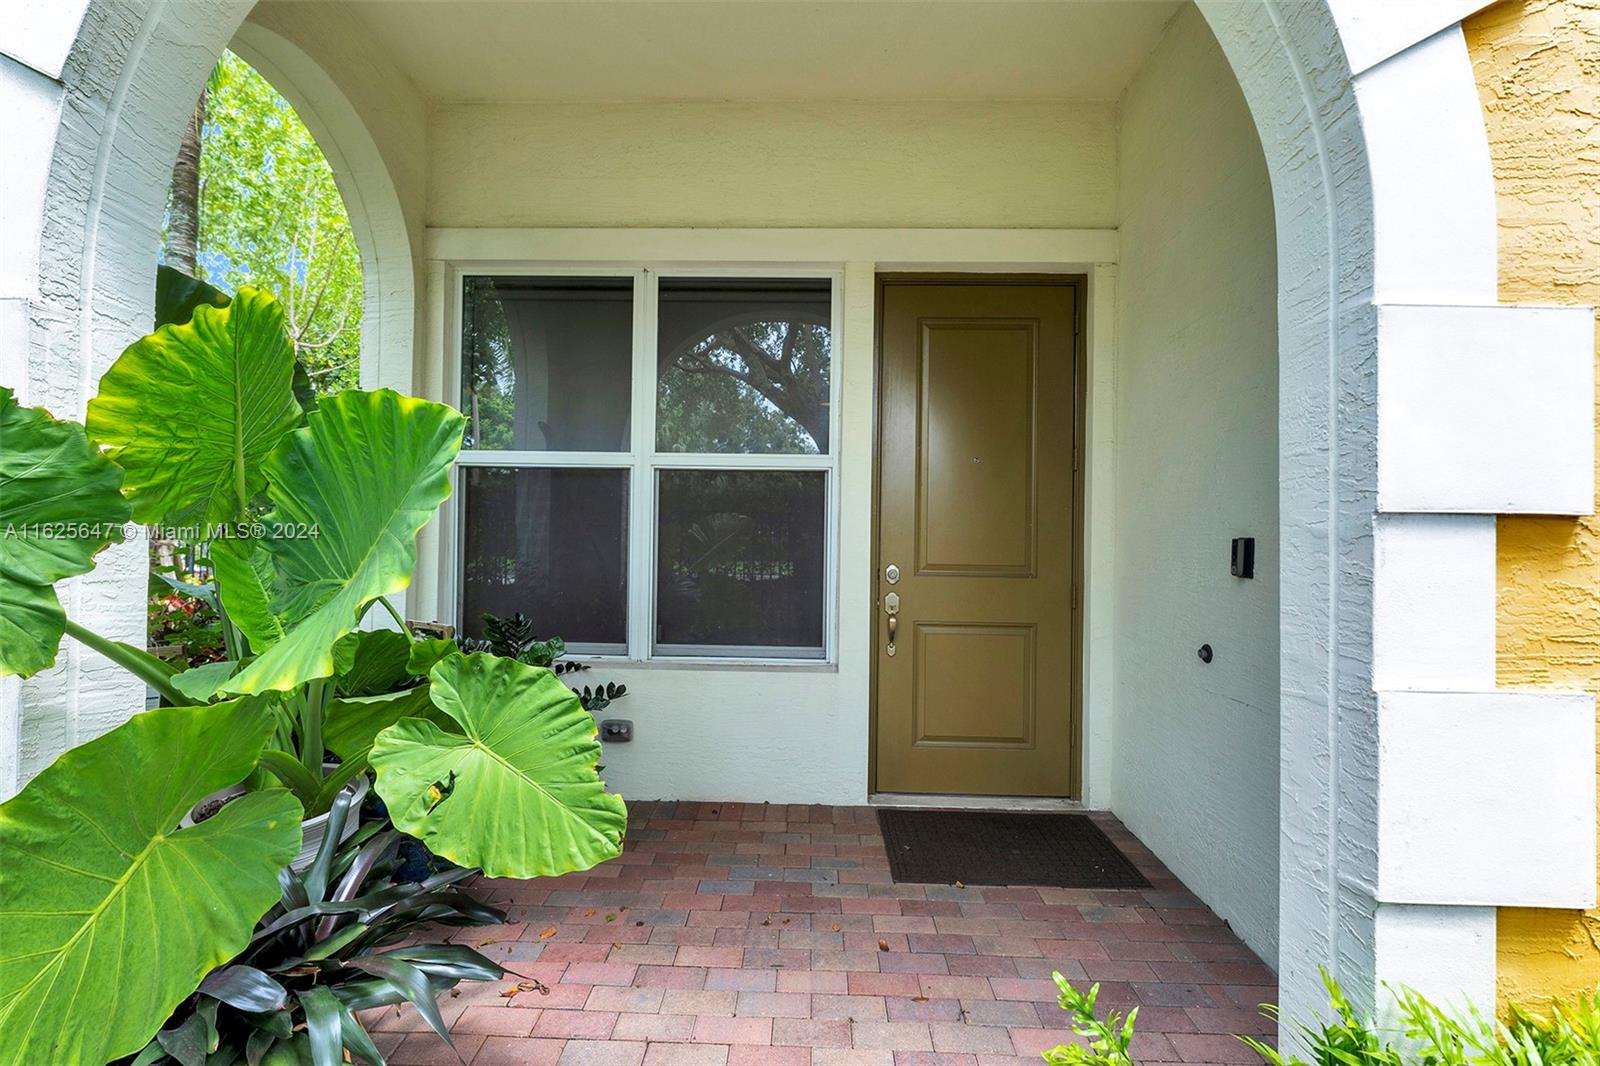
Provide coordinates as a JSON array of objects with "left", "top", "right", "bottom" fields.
[{"left": 445, "top": 263, "right": 842, "bottom": 665}]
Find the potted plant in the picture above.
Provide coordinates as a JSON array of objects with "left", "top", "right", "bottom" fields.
[
  {"left": 468, "top": 610, "right": 630, "bottom": 714},
  {"left": 0, "top": 269, "right": 628, "bottom": 1063}
]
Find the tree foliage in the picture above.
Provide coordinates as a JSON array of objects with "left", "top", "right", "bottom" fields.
[{"left": 165, "top": 51, "right": 363, "bottom": 393}]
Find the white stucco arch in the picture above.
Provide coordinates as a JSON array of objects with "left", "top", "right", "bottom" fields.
[
  {"left": 1195, "top": 0, "right": 1596, "bottom": 1024},
  {"left": 0, "top": 0, "right": 419, "bottom": 794},
  {"left": 227, "top": 21, "right": 415, "bottom": 396},
  {"left": 2, "top": 0, "right": 1593, "bottom": 1036}
]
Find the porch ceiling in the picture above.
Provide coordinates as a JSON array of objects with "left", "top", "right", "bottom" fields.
[{"left": 341, "top": 0, "right": 1183, "bottom": 102}]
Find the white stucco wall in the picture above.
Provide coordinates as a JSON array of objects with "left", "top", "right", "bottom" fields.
[
  {"left": 1110, "top": 5, "right": 1281, "bottom": 961},
  {"left": 428, "top": 100, "right": 1118, "bottom": 229},
  {"left": 416, "top": 97, "right": 1124, "bottom": 805}
]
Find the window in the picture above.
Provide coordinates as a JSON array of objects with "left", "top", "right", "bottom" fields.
[
  {"left": 455, "top": 271, "right": 836, "bottom": 661},
  {"left": 460, "top": 467, "right": 629, "bottom": 654},
  {"left": 461, "top": 276, "right": 633, "bottom": 451}
]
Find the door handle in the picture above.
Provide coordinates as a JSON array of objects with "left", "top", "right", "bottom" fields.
[{"left": 884, "top": 592, "right": 900, "bottom": 656}]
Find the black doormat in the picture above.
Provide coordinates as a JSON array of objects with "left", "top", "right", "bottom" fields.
[{"left": 876, "top": 808, "right": 1149, "bottom": 889}]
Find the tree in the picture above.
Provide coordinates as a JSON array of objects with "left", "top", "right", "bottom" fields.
[
  {"left": 167, "top": 91, "right": 204, "bottom": 276},
  {"left": 163, "top": 51, "right": 363, "bottom": 393}
]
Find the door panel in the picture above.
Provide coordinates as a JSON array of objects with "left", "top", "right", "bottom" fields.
[
  {"left": 919, "top": 321, "right": 1036, "bottom": 575},
  {"left": 876, "top": 279, "right": 1077, "bottom": 797},
  {"left": 915, "top": 623, "right": 1036, "bottom": 746}
]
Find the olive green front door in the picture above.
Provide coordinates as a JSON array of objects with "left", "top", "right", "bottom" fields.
[{"left": 874, "top": 278, "right": 1079, "bottom": 797}]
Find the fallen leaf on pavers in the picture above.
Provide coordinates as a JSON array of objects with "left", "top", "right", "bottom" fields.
[
  {"left": 635, "top": 920, "right": 645, "bottom": 927},
  {"left": 761, "top": 918, "right": 772, "bottom": 926},
  {"left": 878, "top": 940, "right": 890, "bottom": 952},
  {"left": 539, "top": 927, "right": 558, "bottom": 940},
  {"left": 830, "top": 924, "right": 841, "bottom": 933},
  {"left": 585, "top": 909, "right": 596, "bottom": 917},
  {"left": 479, "top": 939, "right": 501, "bottom": 946},
  {"left": 911, "top": 996, "right": 929, "bottom": 1003},
  {"left": 954, "top": 881, "right": 965, "bottom": 889},
  {"left": 606, "top": 913, "right": 617, "bottom": 922},
  {"left": 500, "top": 979, "right": 550, "bottom": 1000}
]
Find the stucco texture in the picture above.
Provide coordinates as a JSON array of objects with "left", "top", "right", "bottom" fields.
[
  {"left": 1110, "top": 4, "right": 1281, "bottom": 964},
  {"left": 426, "top": 100, "right": 1117, "bottom": 229},
  {"left": 1465, "top": 0, "right": 1600, "bottom": 1007}
]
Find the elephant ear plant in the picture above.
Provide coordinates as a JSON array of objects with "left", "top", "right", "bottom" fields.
[{"left": 0, "top": 275, "right": 628, "bottom": 1063}]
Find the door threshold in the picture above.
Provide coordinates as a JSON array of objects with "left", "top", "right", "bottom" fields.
[{"left": 869, "top": 792, "right": 1089, "bottom": 812}]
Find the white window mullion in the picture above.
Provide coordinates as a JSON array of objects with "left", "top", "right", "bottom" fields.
[
  {"left": 648, "top": 452, "right": 833, "bottom": 471},
  {"left": 455, "top": 450, "right": 632, "bottom": 467},
  {"left": 627, "top": 269, "right": 656, "bottom": 661},
  {"left": 825, "top": 273, "right": 844, "bottom": 661}
]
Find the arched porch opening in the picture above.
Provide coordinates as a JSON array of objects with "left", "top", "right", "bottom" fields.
[{"left": 3, "top": 0, "right": 1592, "bottom": 1038}]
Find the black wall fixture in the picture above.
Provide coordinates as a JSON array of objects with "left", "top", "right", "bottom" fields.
[{"left": 1230, "top": 537, "right": 1255, "bottom": 579}]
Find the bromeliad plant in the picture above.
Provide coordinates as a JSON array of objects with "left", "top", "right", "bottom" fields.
[
  {"left": 0, "top": 269, "right": 627, "bottom": 1064},
  {"left": 127, "top": 791, "right": 508, "bottom": 1066}
]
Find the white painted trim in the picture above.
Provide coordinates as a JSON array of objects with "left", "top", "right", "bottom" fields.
[
  {"left": 426, "top": 227, "right": 1118, "bottom": 267},
  {"left": 1371, "top": 515, "right": 1495, "bottom": 692},
  {"left": 1331, "top": 0, "right": 1498, "bottom": 77},
  {"left": 1373, "top": 904, "right": 1497, "bottom": 1014},
  {"left": 1355, "top": 28, "right": 1498, "bottom": 303},
  {"left": 1375, "top": 303, "right": 1596, "bottom": 515},
  {"left": 1080, "top": 262, "right": 1117, "bottom": 810},
  {"left": 412, "top": 262, "right": 449, "bottom": 623},
  {"left": 0, "top": 0, "right": 91, "bottom": 80},
  {"left": 1377, "top": 690, "right": 1598, "bottom": 909}
]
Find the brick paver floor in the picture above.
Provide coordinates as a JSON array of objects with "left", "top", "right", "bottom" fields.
[{"left": 366, "top": 802, "right": 1276, "bottom": 1066}]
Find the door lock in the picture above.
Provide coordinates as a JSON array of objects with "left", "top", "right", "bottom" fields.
[
  {"left": 884, "top": 592, "right": 900, "bottom": 656},
  {"left": 884, "top": 563, "right": 900, "bottom": 584}
]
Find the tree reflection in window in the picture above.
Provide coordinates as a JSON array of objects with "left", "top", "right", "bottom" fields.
[
  {"left": 657, "top": 278, "right": 831, "bottom": 455},
  {"left": 461, "top": 276, "right": 633, "bottom": 452}
]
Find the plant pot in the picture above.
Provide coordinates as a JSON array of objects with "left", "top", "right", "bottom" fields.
[{"left": 183, "top": 763, "right": 369, "bottom": 873}]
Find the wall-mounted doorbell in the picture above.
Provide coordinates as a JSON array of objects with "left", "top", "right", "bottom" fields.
[{"left": 1230, "top": 537, "right": 1255, "bottom": 579}]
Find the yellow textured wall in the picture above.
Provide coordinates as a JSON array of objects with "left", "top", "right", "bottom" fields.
[{"left": 1465, "top": 0, "right": 1600, "bottom": 1007}]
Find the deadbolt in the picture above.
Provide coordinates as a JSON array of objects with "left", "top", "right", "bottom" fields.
[{"left": 885, "top": 563, "right": 900, "bottom": 584}]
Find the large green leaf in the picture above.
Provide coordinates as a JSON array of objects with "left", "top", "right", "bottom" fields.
[
  {"left": 322, "top": 685, "right": 442, "bottom": 767},
  {"left": 154, "top": 265, "right": 229, "bottom": 330},
  {"left": 86, "top": 285, "right": 302, "bottom": 529},
  {"left": 369, "top": 652, "right": 627, "bottom": 879},
  {"left": 333, "top": 629, "right": 415, "bottom": 697},
  {"left": 212, "top": 538, "right": 285, "bottom": 652},
  {"left": 0, "top": 701, "right": 302, "bottom": 1064},
  {"left": 0, "top": 388, "right": 131, "bottom": 678},
  {"left": 221, "top": 390, "right": 464, "bottom": 695},
  {"left": 170, "top": 659, "right": 238, "bottom": 703}
]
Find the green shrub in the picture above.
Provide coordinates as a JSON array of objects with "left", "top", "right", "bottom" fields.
[
  {"left": 1043, "top": 974, "right": 1137, "bottom": 1066},
  {"left": 1045, "top": 970, "right": 1600, "bottom": 1066}
]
